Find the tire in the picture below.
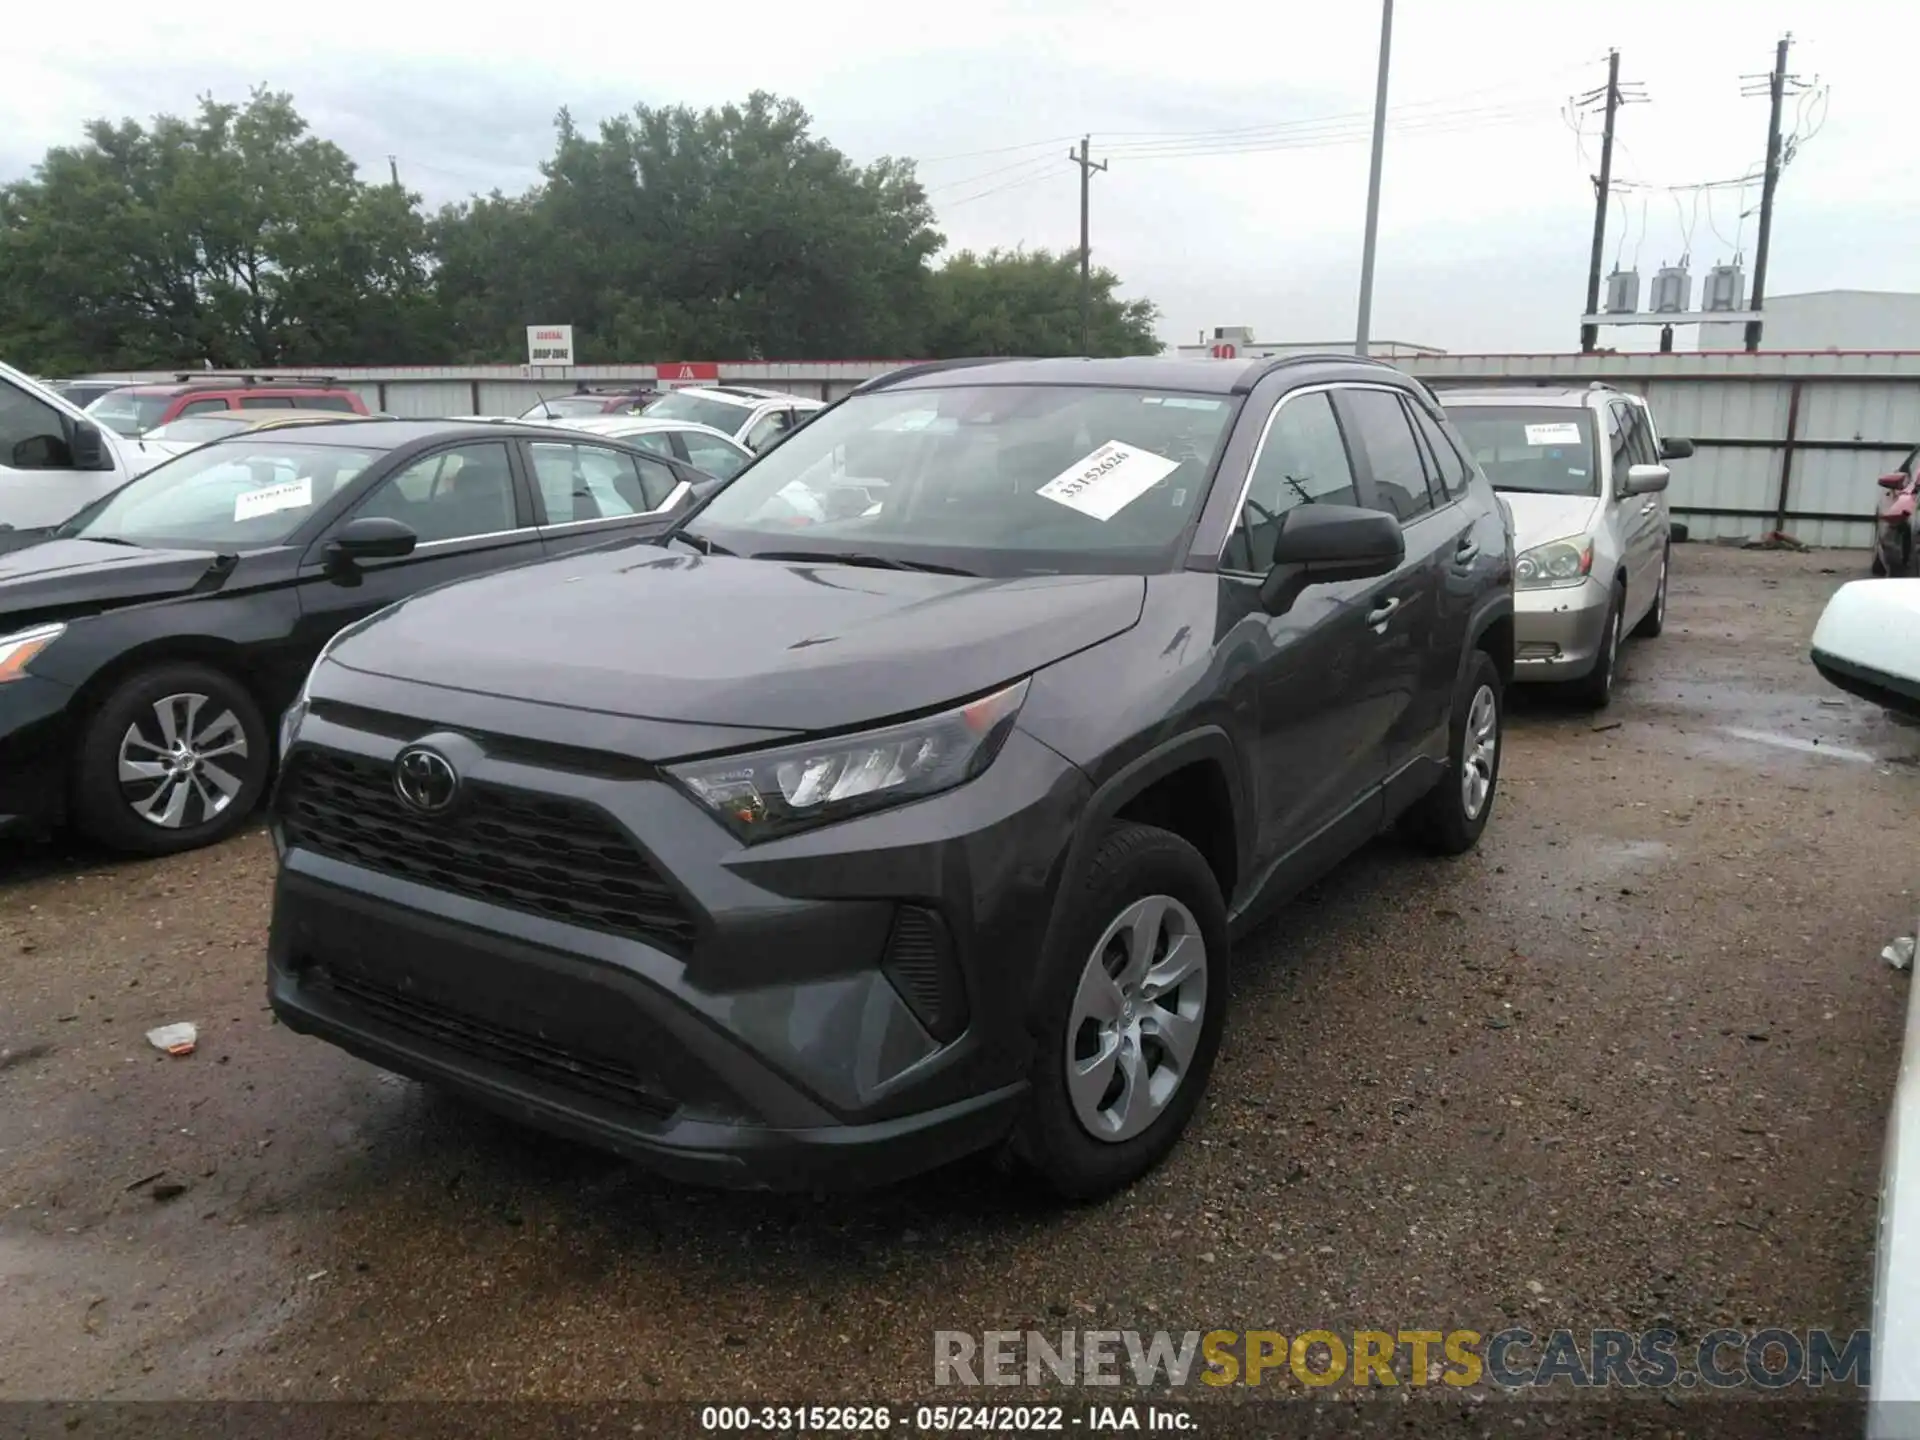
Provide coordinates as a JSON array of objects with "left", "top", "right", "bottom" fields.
[
  {"left": 1633, "top": 543, "right": 1669, "bottom": 638},
  {"left": 1570, "top": 584, "right": 1625, "bottom": 710},
  {"left": 1403, "top": 648, "right": 1503, "bottom": 856},
  {"left": 1009, "top": 822, "right": 1230, "bottom": 1202},
  {"left": 71, "top": 663, "right": 271, "bottom": 856}
]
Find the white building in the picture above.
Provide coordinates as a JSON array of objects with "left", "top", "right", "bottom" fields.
[
  {"left": 1172, "top": 325, "right": 1445, "bottom": 362},
  {"left": 1698, "top": 290, "right": 1920, "bottom": 352}
]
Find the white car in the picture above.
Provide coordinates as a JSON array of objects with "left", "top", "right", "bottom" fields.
[
  {"left": 543, "top": 416, "right": 755, "bottom": 481},
  {"left": 1812, "top": 578, "right": 1920, "bottom": 721},
  {"left": 640, "top": 386, "right": 824, "bottom": 452},
  {"left": 0, "top": 360, "right": 166, "bottom": 540}
]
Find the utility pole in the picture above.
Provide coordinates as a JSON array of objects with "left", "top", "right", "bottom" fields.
[
  {"left": 1742, "top": 34, "right": 1797, "bottom": 353},
  {"left": 1067, "top": 136, "right": 1107, "bottom": 355},
  {"left": 1577, "top": 51, "right": 1621, "bottom": 354},
  {"left": 388, "top": 155, "right": 401, "bottom": 188},
  {"left": 1353, "top": 0, "right": 1393, "bottom": 358}
]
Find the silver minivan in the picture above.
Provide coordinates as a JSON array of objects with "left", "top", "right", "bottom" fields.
[{"left": 1442, "top": 384, "right": 1692, "bottom": 707}]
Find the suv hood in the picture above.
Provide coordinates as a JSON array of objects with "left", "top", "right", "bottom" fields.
[
  {"left": 1498, "top": 491, "right": 1601, "bottom": 553},
  {"left": 0, "top": 539, "right": 230, "bottom": 623},
  {"left": 331, "top": 547, "right": 1146, "bottom": 733}
]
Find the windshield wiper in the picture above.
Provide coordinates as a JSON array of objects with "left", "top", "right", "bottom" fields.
[
  {"left": 74, "top": 534, "right": 143, "bottom": 548},
  {"left": 671, "top": 530, "right": 735, "bottom": 556},
  {"left": 751, "top": 549, "right": 976, "bottom": 577}
]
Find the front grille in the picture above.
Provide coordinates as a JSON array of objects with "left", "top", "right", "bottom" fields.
[
  {"left": 309, "top": 967, "right": 676, "bottom": 1116},
  {"left": 278, "top": 748, "right": 697, "bottom": 950}
]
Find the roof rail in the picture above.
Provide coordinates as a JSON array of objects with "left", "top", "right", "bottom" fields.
[
  {"left": 853, "top": 357, "right": 1033, "bottom": 394},
  {"left": 1230, "top": 351, "right": 1401, "bottom": 394},
  {"left": 173, "top": 372, "right": 343, "bottom": 387}
]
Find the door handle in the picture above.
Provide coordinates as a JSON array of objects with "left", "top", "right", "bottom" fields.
[
  {"left": 1454, "top": 540, "right": 1479, "bottom": 564},
  {"left": 1640, "top": 502, "right": 1658, "bottom": 515},
  {"left": 1367, "top": 597, "right": 1401, "bottom": 630}
]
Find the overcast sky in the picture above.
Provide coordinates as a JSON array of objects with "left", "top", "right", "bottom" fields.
[{"left": 6, "top": 0, "right": 1912, "bottom": 355}]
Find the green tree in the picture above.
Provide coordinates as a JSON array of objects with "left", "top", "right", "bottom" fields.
[
  {"left": 433, "top": 93, "right": 944, "bottom": 362},
  {"left": 924, "top": 248, "right": 1161, "bottom": 358},
  {"left": 0, "top": 89, "right": 444, "bottom": 372}
]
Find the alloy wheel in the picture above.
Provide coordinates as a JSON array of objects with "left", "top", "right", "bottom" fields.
[
  {"left": 1461, "top": 684, "right": 1499, "bottom": 820},
  {"left": 116, "top": 692, "right": 250, "bottom": 829},
  {"left": 1065, "top": 894, "right": 1209, "bottom": 1144}
]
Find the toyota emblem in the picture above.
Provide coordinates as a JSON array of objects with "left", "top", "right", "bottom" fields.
[{"left": 393, "top": 745, "right": 459, "bottom": 814}]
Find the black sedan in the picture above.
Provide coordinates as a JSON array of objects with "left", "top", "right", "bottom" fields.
[{"left": 0, "top": 418, "right": 722, "bottom": 855}]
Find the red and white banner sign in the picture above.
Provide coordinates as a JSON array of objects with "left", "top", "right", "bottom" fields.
[
  {"left": 526, "top": 324, "right": 574, "bottom": 366},
  {"left": 654, "top": 361, "right": 720, "bottom": 383}
]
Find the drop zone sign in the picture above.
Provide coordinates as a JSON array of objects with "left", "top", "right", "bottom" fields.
[{"left": 526, "top": 325, "right": 575, "bottom": 366}]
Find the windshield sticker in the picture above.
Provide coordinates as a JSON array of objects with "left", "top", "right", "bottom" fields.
[
  {"left": 233, "top": 475, "right": 313, "bottom": 522},
  {"left": 1037, "top": 441, "right": 1182, "bottom": 522},
  {"left": 1524, "top": 422, "right": 1583, "bottom": 447}
]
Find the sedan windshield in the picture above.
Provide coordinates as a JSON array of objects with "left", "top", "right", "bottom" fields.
[
  {"left": 1448, "top": 407, "right": 1600, "bottom": 497},
  {"left": 86, "top": 391, "right": 174, "bottom": 437},
  {"left": 683, "top": 385, "right": 1238, "bottom": 575},
  {"left": 67, "top": 439, "right": 384, "bottom": 549},
  {"left": 520, "top": 395, "right": 616, "bottom": 419},
  {"left": 644, "top": 391, "right": 752, "bottom": 434}
]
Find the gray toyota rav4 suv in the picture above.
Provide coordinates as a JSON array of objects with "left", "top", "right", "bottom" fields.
[{"left": 267, "top": 354, "right": 1516, "bottom": 1200}]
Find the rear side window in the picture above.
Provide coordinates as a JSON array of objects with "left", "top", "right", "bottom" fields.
[
  {"left": 300, "top": 395, "right": 360, "bottom": 413},
  {"left": 1406, "top": 403, "right": 1471, "bottom": 500},
  {"left": 1221, "top": 391, "right": 1359, "bottom": 574},
  {"left": 1342, "top": 388, "right": 1437, "bottom": 522},
  {"left": 529, "top": 442, "right": 677, "bottom": 522},
  {"left": 178, "top": 398, "right": 230, "bottom": 417}
]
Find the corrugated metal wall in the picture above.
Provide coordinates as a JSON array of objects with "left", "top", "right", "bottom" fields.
[{"left": 1409, "top": 354, "right": 1920, "bottom": 548}]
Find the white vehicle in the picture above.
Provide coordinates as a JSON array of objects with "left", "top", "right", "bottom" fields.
[
  {"left": 1442, "top": 384, "right": 1692, "bottom": 708},
  {"left": 641, "top": 385, "right": 824, "bottom": 452},
  {"left": 1873, "top": 937, "right": 1920, "bottom": 1438},
  {"left": 0, "top": 360, "right": 168, "bottom": 539},
  {"left": 1812, "top": 578, "right": 1920, "bottom": 721},
  {"left": 544, "top": 416, "right": 756, "bottom": 481}
]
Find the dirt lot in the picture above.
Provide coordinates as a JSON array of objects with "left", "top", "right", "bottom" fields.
[{"left": 1, "top": 546, "right": 1914, "bottom": 1433}]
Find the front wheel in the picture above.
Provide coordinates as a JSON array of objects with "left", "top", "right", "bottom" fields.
[
  {"left": 1009, "top": 822, "right": 1230, "bottom": 1201},
  {"left": 1570, "top": 586, "right": 1624, "bottom": 710},
  {"left": 1403, "top": 648, "right": 1503, "bottom": 855},
  {"left": 71, "top": 663, "right": 270, "bottom": 856}
]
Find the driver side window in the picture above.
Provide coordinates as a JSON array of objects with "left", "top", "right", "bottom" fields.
[
  {"left": 0, "top": 379, "right": 75, "bottom": 471},
  {"left": 1221, "top": 391, "right": 1358, "bottom": 574}
]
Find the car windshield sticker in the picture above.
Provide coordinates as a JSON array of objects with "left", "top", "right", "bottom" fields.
[
  {"left": 233, "top": 475, "right": 313, "bottom": 522},
  {"left": 1524, "top": 422, "right": 1583, "bottom": 447},
  {"left": 1037, "top": 441, "right": 1182, "bottom": 522}
]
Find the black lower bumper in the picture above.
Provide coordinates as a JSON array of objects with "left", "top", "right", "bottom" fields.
[
  {"left": 0, "top": 675, "right": 77, "bottom": 838},
  {"left": 1813, "top": 647, "right": 1920, "bottom": 722}
]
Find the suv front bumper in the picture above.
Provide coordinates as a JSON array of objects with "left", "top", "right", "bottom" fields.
[
  {"left": 1512, "top": 579, "right": 1613, "bottom": 681},
  {"left": 267, "top": 710, "right": 1090, "bottom": 1191}
]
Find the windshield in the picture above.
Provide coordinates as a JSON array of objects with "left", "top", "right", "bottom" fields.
[
  {"left": 68, "top": 439, "right": 384, "bottom": 549},
  {"left": 1448, "top": 406, "right": 1599, "bottom": 497},
  {"left": 86, "top": 391, "right": 174, "bottom": 437},
  {"left": 144, "top": 415, "right": 258, "bottom": 443},
  {"left": 683, "top": 384, "right": 1238, "bottom": 575},
  {"left": 519, "top": 395, "right": 615, "bottom": 419},
  {"left": 644, "top": 391, "right": 752, "bottom": 434}
]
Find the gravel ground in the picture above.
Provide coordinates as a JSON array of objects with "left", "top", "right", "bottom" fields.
[{"left": 0, "top": 546, "right": 1913, "bottom": 1436}]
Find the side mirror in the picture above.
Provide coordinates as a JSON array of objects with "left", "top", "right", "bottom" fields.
[
  {"left": 1621, "top": 463, "right": 1671, "bottom": 496},
  {"left": 324, "top": 516, "right": 417, "bottom": 570},
  {"left": 1659, "top": 436, "right": 1694, "bottom": 461},
  {"left": 1257, "top": 504, "right": 1405, "bottom": 612},
  {"left": 1880, "top": 473, "right": 1909, "bottom": 492},
  {"left": 68, "top": 418, "right": 111, "bottom": 471}
]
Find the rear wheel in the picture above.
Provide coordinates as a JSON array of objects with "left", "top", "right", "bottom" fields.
[
  {"left": 1404, "top": 648, "right": 1503, "bottom": 855},
  {"left": 1570, "top": 585, "right": 1624, "bottom": 710},
  {"left": 72, "top": 663, "right": 270, "bottom": 856},
  {"left": 1633, "top": 544, "right": 1669, "bottom": 638},
  {"left": 1009, "top": 822, "right": 1229, "bottom": 1201}
]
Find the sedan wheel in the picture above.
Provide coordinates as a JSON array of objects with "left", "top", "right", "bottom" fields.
[
  {"left": 74, "top": 663, "right": 270, "bottom": 856},
  {"left": 117, "top": 692, "right": 251, "bottom": 829},
  {"left": 1066, "top": 894, "right": 1209, "bottom": 1144},
  {"left": 1461, "top": 684, "right": 1499, "bottom": 821}
]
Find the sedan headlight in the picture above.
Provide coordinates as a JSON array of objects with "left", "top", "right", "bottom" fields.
[
  {"left": 669, "top": 679, "right": 1030, "bottom": 842},
  {"left": 0, "top": 623, "right": 66, "bottom": 683},
  {"left": 1515, "top": 535, "right": 1594, "bottom": 590}
]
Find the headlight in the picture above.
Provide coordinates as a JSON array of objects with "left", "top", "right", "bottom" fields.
[
  {"left": 1514, "top": 535, "right": 1593, "bottom": 590},
  {"left": 0, "top": 623, "right": 65, "bottom": 683},
  {"left": 669, "top": 679, "right": 1030, "bottom": 842}
]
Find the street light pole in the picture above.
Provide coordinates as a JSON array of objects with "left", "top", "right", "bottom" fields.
[{"left": 1353, "top": 0, "right": 1394, "bottom": 358}]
